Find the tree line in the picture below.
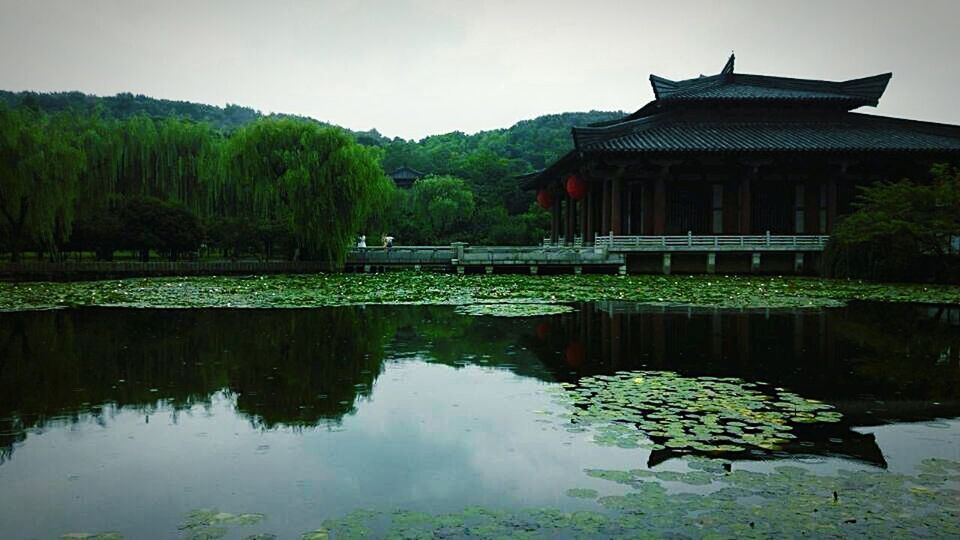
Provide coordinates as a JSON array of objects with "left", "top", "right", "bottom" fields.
[
  {"left": 1, "top": 92, "right": 626, "bottom": 258},
  {"left": 0, "top": 106, "right": 392, "bottom": 264}
]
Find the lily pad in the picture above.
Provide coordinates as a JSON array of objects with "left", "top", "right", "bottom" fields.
[
  {"left": 560, "top": 370, "right": 840, "bottom": 454},
  {"left": 453, "top": 303, "right": 574, "bottom": 317},
  {"left": 565, "top": 488, "right": 599, "bottom": 498}
]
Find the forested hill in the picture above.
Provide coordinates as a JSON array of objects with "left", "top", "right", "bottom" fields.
[
  {"left": 0, "top": 89, "right": 623, "bottom": 170},
  {"left": 380, "top": 110, "right": 624, "bottom": 173},
  {"left": 0, "top": 89, "right": 391, "bottom": 144}
]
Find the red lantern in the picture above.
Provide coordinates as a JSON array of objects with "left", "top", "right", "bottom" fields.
[
  {"left": 535, "top": 322, "right": 550, "bottom": 340},
  {"left": 566, "top": 174, "right": 586, "bottom": 200},
  {"left": 536, "top": 189, "right": 554, "bottom": 209},
  {"left": 565, "top": 341, "right": 585, "bottom": 368}
]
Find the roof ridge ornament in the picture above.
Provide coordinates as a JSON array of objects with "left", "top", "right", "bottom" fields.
[{"left": 721, "top": 53, "right": 735, "bottom": 76}]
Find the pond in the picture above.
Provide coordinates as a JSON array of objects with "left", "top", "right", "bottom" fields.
[{"left": 0, "top": 302, "right": 958, "bottom": 538}]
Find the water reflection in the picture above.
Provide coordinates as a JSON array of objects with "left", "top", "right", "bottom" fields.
[
  {"left": 524, "top": 302, "right": 960, "bottom": 419},
  {"left": 0, "top": 308, "right": 392, "bottom": 463},
  {"left": 525, "top": 302, "right": 960, "bottom": 467},
  {"left": 1, "top": 302, "right": 958, "bottom": 469}
]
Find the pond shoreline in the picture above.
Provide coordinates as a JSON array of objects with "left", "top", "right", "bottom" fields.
[{"left": 1, "top": 272, "right": 959, "bottom": 311}]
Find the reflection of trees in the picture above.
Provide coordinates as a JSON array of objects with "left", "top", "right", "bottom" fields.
[
  {"left": 831, "top": 304, "right": 960, "bottom": 408},
  {"left": 0, "top": 307, "right": 394, "bottom": 462},
  {"left": 383, "top": 306, "right": 557, "bottom": 381},
  {"left": 3, "top": 302, "right": 956, "bottom": 467}
]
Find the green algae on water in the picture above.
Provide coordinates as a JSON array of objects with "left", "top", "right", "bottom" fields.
[
  {"left": 560, "top": 371, "right": 840, "bottom": 454},
  {"left": 3, "top": 273, "right": 959, "bottom": 311},
  {"left": 178, "top": 509, "right": 266, "bottom": 540},
  {"left": 565, "top": 488, "right": 599, "bottom": 498},
  {"left": 292, "top": 457, "right": 960, "bottom": 539},
  {"left": 454, "top": 302, "right": 574, "bottom": 317}
]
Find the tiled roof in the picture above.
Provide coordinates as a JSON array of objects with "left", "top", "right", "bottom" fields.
[
  {"left": 577, "top": 114, "right": 960, "bottom": 153},
  {"left": 664, "top": 82, "right": 856, "bottom": 101},
  {"left": 649, "top": 55, "right": 891, "bottom": 108},
  {"left": 389, "top": 166, "right": 425, "bottom": 180},
  {"left": 521, "top": 55, "right": 960, "bottom": 190}
]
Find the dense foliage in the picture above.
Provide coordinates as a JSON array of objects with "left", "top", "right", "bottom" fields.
[
  {"left": 376, "top": 111, "right": 619, "bottom": 245},
  {"left": 0, "top": 107, "right": 84, "bottom": 261},
  {"left": 0, "top": 106, "right": 390, "bottom": 263},
  {"left": 0, "top": 90, "right": 624, "bottom": 254},
  {"left": 215, "top": 119, "right": 392, "bottom": 264},
  {"left": 825, "top": 164, "right": 960, "bottom": 282}
]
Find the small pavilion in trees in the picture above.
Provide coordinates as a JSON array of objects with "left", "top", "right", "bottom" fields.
[
  {"left": 389, "top": 166, "right": 425, "bottom": 189},
  {"left": 524, "top": 55, "right": 960, "bottom": 245}
]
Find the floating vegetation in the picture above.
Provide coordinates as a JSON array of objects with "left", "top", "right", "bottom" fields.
[
  {"left": 558, "top": 371, "right": 840, "bottom": 454},
  {"left": 2, "top": 273, "right": 959, "bottom": 312},
  {"left": 178, "top": 509, "right": 266, "bottom": 540},
  {"left": 290, "top": 457, "right": 960, "bottom": 538},
  {"left": 454, "top": 302, "right": 574, "bottom": 317},
  {"left": 565, "top": 488, "right": 599, "bottom": 498},
  {"left": 65, "top": 456, "right": 960, "bottom": 538}
]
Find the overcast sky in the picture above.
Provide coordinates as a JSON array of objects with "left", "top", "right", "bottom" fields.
[{"left": 1, "top": 0, "right": 958, "bottom": 140}]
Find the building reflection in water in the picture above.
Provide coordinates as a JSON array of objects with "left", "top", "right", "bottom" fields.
[
  {"left": 524, "top": 302, "right": 960, "bottom": 467},
  {"left": 1, "top": 302, "right": 957, "bottom": 467}
]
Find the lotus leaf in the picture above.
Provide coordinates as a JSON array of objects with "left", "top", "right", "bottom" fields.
[
  {"left": 3, "top": 273, "right": 959, "bottom": 312},
  {"left": 453, "top": 303, "right": 574, "bottom": 317},
  {"left": 560, "top": 370, "right": 840, "bottom": 454}
]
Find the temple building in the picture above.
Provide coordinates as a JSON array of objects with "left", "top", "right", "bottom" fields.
[
  {"left": 388, "top": 166, "right": 425, "bottom": 189},
  {"left": 524, "top": 55, "right": 960, "bottom": 250}
]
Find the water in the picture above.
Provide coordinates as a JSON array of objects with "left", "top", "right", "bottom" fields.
[{"left": 0, "top": 302, "right": 958, "bottom": 538}]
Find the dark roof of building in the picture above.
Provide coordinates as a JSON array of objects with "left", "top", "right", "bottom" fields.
[
  {"left": 522, "top": 55, "right": 960, "bottom": 190},
  {"left": 389, "top": 166, "right": 425, "bottom": 181},
  {"left": 649, "top": 54, "right": 891, "bottom": 109},
  {"left": 574, "top": 113, "right": 960, "bottom": 154}
]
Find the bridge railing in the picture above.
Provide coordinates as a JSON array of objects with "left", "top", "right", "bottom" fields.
[
  {"left": 591, "top": 233, "right": 830, "bottom": 251},
  {"left": 544, "top": 233, "right": 830, "bottom": 251}
]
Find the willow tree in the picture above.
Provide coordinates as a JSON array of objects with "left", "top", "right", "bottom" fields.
[
  {"left": 0, "top": 107, "right": 84, "bottom": 261},
  {"left": 409, "top": 175, "right": 476, "bottom": 243},
  {"left": 71, "top": 113, "right": 122, "bottom": 220},
  {"left": 215, "top": 118, "right": 391, "bottom": 264}
]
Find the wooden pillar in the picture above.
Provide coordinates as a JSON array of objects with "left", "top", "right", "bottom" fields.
[
  {"left": 794, "top": 183, "right": 806, "bottom": 234},
  {"left": 565, "top": 195, "right": 575, "bottom": 245},
  {"left": 601, "top": 179, "right": 611, "bottom": 235},
  {"left": 738, "top": 176, "right": 752, "bottom": 234},
  {"left": 625, "top": 183, "right": 633, "bottom": 234},
  {"left": 594, "top": 188, "right": 603, "bottom": 237},
  {"left": 585, "top": 188, "right": 595, "bottom": 245},
  {"left": 579, "top": 199, "right": 588, "bottom": 242},
  {"left": 611, "top": 177, "right": 623, "bottom": 235},
  {"left": 642, "top": 180, "right": 653, "bottom": 234},
  {"left": 826, "top": 177, "right": 838, "bottom": 233},
  {"left": 653, "top": 176, "right": 666, "bottom": 235},
  {"left": 551, "top": 196, "right": 560, "bottom": 245}
]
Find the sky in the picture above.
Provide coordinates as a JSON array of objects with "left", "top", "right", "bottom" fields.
[{"left": 1, "top": 0, "right": 959, "bottom": 140}]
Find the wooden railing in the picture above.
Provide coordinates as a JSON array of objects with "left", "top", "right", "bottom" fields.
[
  {"left": 539, "top": 236, "right": 584, "bottom": 248},
  {"left": 544, "top": 233, "right": 830, "bottom": 251},
  {"left": 591, "top": 233, "right": 830, "bottom": 251}
]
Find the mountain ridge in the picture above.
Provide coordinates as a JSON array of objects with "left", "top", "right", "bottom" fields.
[{"left": 0, "top": 89, "right": 624, "bottom": 149}]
